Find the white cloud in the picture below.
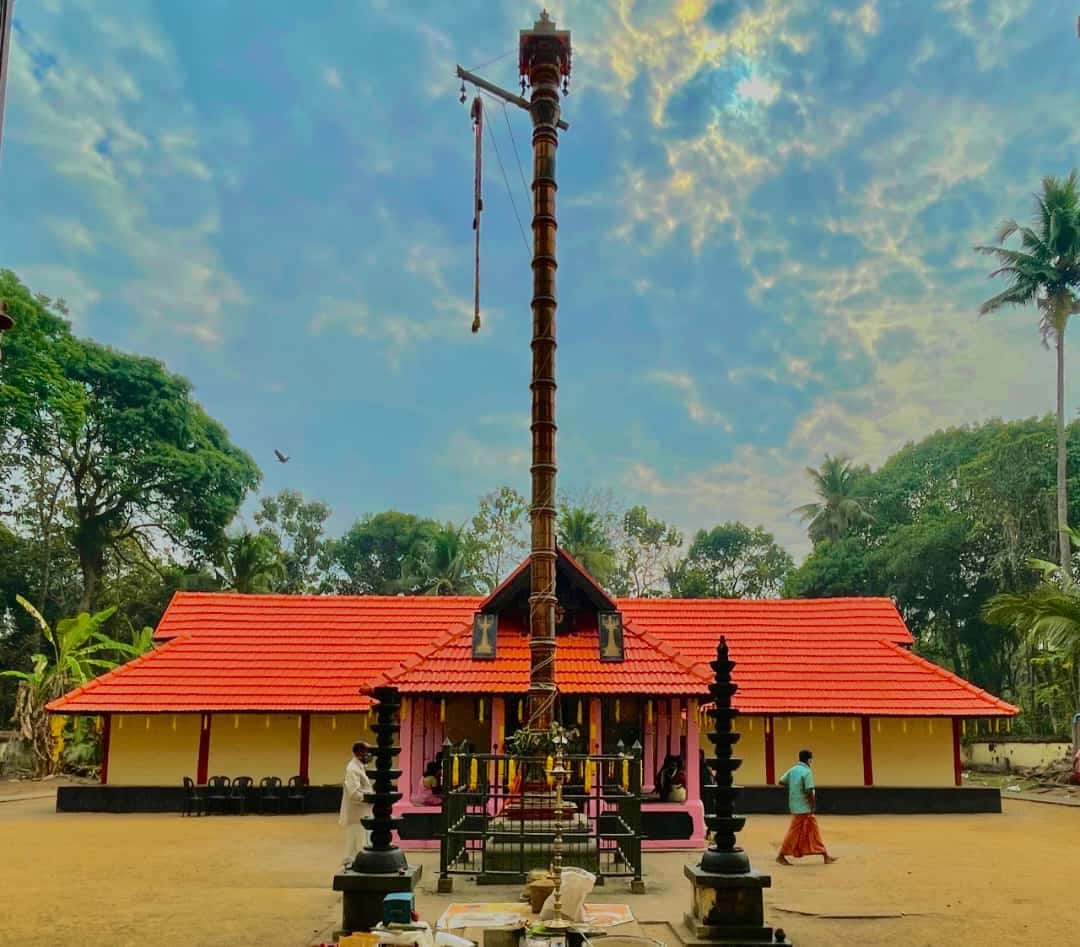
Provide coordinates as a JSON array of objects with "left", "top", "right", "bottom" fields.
[
  {"left": 648, "top": 370, "right": 733, "bottom": 430},
  {"left": 7, "top": 7, "right": 239, "bottom": 346},
  {"left": 323, "top": 66, "right": 343, "bottom": 90},
  {"left": 735, "top": 73, "right": 780, "bottom": 107}
]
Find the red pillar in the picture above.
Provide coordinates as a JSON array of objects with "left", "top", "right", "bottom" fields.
[
  {"left": 298, "top": 713, "right": 310, "bottom": 782},
  {"left": 952, "top": 718, "right": 962, "bottom": 787},
  {"left": 99, "top": 714, "right": 112, "bottom": 785},
  {"left": 197, "top": 713, "right": 212, "bottom": 784},
  {"left": 764, "top": 715, "right": 776, "bottom": 784},
  {"left": 861, "top": 716, "right": 874, "bottom": 786}
]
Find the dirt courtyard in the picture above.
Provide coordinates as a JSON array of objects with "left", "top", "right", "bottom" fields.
[{"left": 3, "top": 788, "right": 1077, "bottom": 946}]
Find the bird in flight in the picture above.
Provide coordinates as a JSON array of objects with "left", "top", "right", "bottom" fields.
[{"left": 274, "top": 449, "right": 290, "bottom": 464}]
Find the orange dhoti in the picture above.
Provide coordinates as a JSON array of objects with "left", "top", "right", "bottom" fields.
[{"left": 779, "top": 813, "right": 827, "bottom": 858}]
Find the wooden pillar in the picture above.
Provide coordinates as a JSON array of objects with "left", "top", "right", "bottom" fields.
[
  {"left": 952, "top": 717, "right": 962, "bottom": 787},
  {"left": 491, "top": 696, "right": 506, "bottom": 787},
  {"left": 197, "top": 713, "right": 212, "bottom": 784},
  {"left": 492, "top": 697, "right": 506, "bottom": 753},
  {"left": 861, "top": 716, "right": 874, "bottom": 786},
  {"left": 643, "top": 699, "right": 657, "bottom": 791},
  {"left": 764, "top": 715, "right": 775, "bottom": 784},
  {"left": 99, "top": 714, "right": 111, "bottom": 785},
  {"left": 669, "top": 698, "right": 682, "bottom": 755},
  {"left": 298, "top": 713, "right": 310, "bottom": 782},
  {"left": 589, "top": 697, "right": 602, "bottom": 754},
  {"left": 685, "top": 699, "right": 701, "bottom": 802}
]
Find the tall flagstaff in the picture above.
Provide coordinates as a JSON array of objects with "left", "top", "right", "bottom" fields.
[{"left": 520, "top": 11, "right": 571, "bottom": 733}]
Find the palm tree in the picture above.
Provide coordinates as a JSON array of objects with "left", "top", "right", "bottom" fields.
[
  {"left": 794, "top": 454, "right": 872, "bottom": 544},
  {"left": 215, "top": 530, "right": 284, "bottom": 593},
  {"left": 557, "top": 506, "right": 616, "bottom": 585},
  {"left": 400, "top": 523, "right": 482, "bottom": 596},
  {"left": 976, "top": 172, "right": 1080, "bottom": 566},
  {"left": 1, "top": 597, "right": 138, "bottom": 776}
]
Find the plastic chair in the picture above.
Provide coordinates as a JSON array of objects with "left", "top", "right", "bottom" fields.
[
  {"left": 230, "top": 775, "right": 254, "bottom": 814},
  {"left": 182, "top": 776, "right": 205, "bottom": 816},
  {"left": 205, "top": 775, "right": 231, "bottom": 815},
  {"left": 286, "top": 775, "right": 309, "bottom": 814},
  {"left": 258, "top": 776, "right": 283, "bottom": 814}
]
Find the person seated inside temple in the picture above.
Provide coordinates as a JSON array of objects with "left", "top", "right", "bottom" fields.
[
  {"left": 419, "top": 753, "right": 443, "bottom": 806},
  {"left": 656, "top": 753, "right": 687, "bottom": 802}
]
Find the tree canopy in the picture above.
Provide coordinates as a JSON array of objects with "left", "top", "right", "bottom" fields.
[{"left": 0, "top": 270, "right": 261, "bottom": 610}]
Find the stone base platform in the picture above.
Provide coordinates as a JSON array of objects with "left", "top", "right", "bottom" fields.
[
  {"left": 682, "top": 864, "right": 790, "bottom": 946},
  {"left": 332, "top": 864, "right": 422, "bottom": 934}
]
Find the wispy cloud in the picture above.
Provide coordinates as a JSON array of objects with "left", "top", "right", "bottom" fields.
[
  {"left": 648, "top": 370, "right": 733, "bottom": 430},
  {"left": 6, "top": 4, "right": 239, "bottom": 346}
]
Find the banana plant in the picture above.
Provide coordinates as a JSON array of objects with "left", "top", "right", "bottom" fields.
[{"left": 1, "top": 597, "right": 138, "bottom": 776}]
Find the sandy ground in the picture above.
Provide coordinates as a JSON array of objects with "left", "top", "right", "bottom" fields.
[{"left": 2, "top": 791, "right": 1078, "bottom": 946}]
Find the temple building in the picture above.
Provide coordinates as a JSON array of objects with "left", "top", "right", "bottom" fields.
[{"left": 48, "top": 549, "right": 1016, "bottom": 839}]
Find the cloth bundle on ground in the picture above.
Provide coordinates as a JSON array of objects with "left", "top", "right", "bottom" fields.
[{"left": 539, "top": 867, "right": 596, "bottom": 922}]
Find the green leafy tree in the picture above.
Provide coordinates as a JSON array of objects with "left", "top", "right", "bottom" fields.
[
  {"left": 215, "top": 530, "right": 285, "bottom": 594},
  {"left": 794, "top": 454, "right": 873, "bottom": 544},
  {"left": 668, "top": 522, "right": 793, "bottom": 598},
  {"left": 985, "top": 528, "right": 1080, "bottom": 731},
  {"left": 471, "top": 486, "right": 529, "bottom": 591},
  {"left": 557, "top": 506, "right": 617, "bottom": 587},
  {"left": 785, "top": 419, "right": 1080, "bottom": 704},
  {"left": 254, "top": 489, "right": 331, "bottom": 593},
  {"left": 320, "top": 511, "right": 440, "bottom": 594},
  {"left": 1, "top": 597, "right": 137, "bottom": 776},
  {"left": 977, "top": 172, "right": 1080, "bottom": 566},
  {"left": 0, "top": 271, "right": 261, "bottom": 610},
  {"left": 400, "top": 523, "right": 483, "bottom": 595},
  {"left": 613, "top": 505, "right": 683, "bottom": 597}
]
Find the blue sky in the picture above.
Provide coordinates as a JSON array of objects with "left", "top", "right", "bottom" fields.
[{"left": 2, "top": 0, "right": 1079, "bottom": 556}]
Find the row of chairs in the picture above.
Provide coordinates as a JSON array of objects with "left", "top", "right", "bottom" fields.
[{"left": 182, "top": 775, "right": 309, "bottom": 816}]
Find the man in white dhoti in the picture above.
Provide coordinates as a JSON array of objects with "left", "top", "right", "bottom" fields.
[{"left": 339, "top": 740, "right": 374, "bottom": 866}]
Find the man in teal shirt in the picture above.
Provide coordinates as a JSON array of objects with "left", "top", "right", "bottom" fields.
[{"left": 776, "top": 749, "right": 837, "bottom": 865}]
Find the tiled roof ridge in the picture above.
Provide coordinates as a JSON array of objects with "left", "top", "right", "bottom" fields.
[
  {"left": 619, "top": 595, "right": 899, "bottom": 605},
  {"left": 166, "top": 591, "right": 484, "bottom": 603},
  {"left": 620, "top": 618, "right": 713, "bottom": 685},
  {"left": 46, "top": 637, "right": 183, "bottom": 712},
  {"left": 366, "top": 619, "right": 475, "bottom": 691},
  {"left": 879, "top": 641, "right": 1019, "bottom": 714}
]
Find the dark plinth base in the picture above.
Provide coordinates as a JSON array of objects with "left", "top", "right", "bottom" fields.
[
  {"left": 701, "top": 847, "right": 751, "bottom": 874},
  {"left": 332, "top": 864, "right": 421, "bottom": 934},
  {"left": 350, "top": 846, "right": 408, "bottom": 873},
  {"left": 684, "top": 864, "right": 790, "bottom": 946}
]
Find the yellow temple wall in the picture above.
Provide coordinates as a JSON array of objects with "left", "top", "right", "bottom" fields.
[
  {"left": 107, "top": 713, "right": 201, "bottom": 785},
  {"left": 871, "top": 717, "right": 954, "bottom": 786},
  {"left": 308, "top": 713, "right": 375, "bottom": 785},
  {"left": 206, "top": 713, "right": 301, "bottom": 781},
  {"left": 693, "top": 715, "right": 766, "bottom": 783},
  {"left": 773, "top": 716, "right": 865, "bottom": 786}
]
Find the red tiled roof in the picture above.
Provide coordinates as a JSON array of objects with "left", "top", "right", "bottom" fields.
[
  {"left": 374, "top": 614, "right": 713, "bottom": 695},
  {"left": 49, "top": 593, "right": 481, "bottom": 714},
  {"left": 47, "top": 589, "right": 1017, "bottom": 717},
  {"left": 620, "top": 598, "right": 1013, "bottom": 716}
]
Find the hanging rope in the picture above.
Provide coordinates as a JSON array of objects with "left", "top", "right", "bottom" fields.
[{"left": 470, "top": 95, "right": 483, "bottom": 333}]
